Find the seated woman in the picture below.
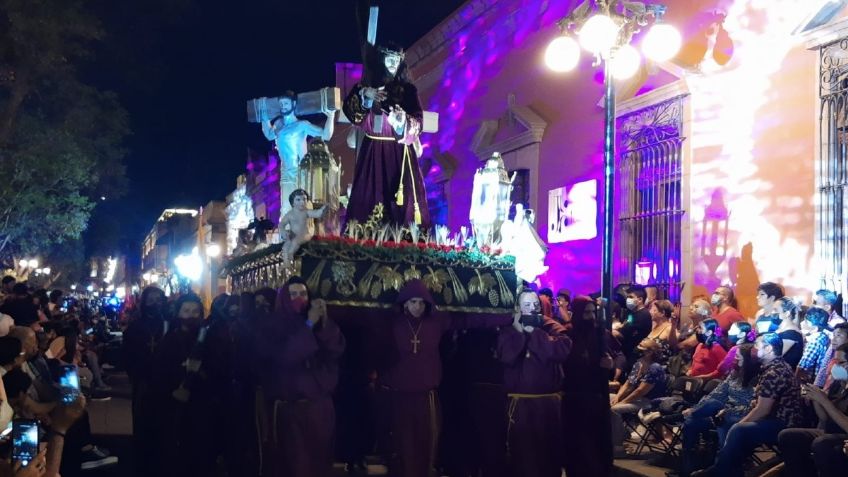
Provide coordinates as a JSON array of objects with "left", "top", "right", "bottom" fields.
[
  {"left": 669, "top": 344, "right": 760, "bottom": 477},
  {"left": 778, "top": 343, "right": 848, "bottom": 477},
  {"left": 647, "top": 300, "right": 675, "bottom": 365},
  {"left": 775, "top": 297, "right": 804, "bottom": 369},
  {"left": 715, "top": 322, "right": 758, "bottom": 378},
  {"left": 610, "top": 339, "right": 667, "bottom": 449},
  {"left": 687, "top": 319, "right": 728, "bottom": 380}
]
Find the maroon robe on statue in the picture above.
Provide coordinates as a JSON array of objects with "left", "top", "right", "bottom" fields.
[
  {"left": 374, "top": 280, "right": 511, "bottom": 477},
  {"left": 498, "top": 317, "right": 571, "bottom": 477},
  {"left": 343, "top": 79, "right": 430, "bottom": 227},
  {"left": 256, "top": 287, "right": 346, "bottom": 477}
]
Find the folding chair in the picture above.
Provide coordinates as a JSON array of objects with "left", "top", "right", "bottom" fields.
[
  {"left": 652, "top": 377, "right": 707, "bottom": 457},
  {"left": 624, "top": 374, "right": 679, "bottom": 456}
]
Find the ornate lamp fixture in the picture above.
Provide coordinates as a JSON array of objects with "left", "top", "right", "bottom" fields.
[{"left": 543, "top": 0, "right": 681, "bottom": 304}]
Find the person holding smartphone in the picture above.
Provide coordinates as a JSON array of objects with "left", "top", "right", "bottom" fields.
[{"left": 498, "top": 289, "right": 572, "bottom": 477}]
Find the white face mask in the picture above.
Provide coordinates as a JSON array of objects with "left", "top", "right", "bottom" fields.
[
  {"left": 832, "top": 364, "right": 848, "bottom": 381},
  {"left": 626, "top": 298, "right": 637, "bottom": 310},
  {"left": 711, "top": 294, "right": 722, "bottom": 306}
]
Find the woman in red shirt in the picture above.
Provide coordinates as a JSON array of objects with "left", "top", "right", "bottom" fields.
[{"left": 688, "top": 318, "right": 728, "bottom": 379}]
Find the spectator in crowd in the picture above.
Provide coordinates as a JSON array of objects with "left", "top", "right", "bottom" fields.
[
  {"left": 562, "top": 296, "right": 614, "bottom": 477},
  {"left": 673, "top": 343, "right": 760, "bottom": 477},
  {"left": 499, "top": 290, "right": 571, "bottom": 477},
  {"left": 817, "top": 323, "right": 848, "bottom": 389},
  {"left": 814, "top": 289, "right": 845, "bottom": 329},
  {"left": 646, "top": 299, "right": 674, "bottom": 364},
  {"left": 556, "top": 289, "right": 572, "bottom": 328},
  {"left": 255, "top": 277, "right": 345, "bottom": 477},
  {"left": 1, "top": 275, "right": 15, "bottom": 296},
  {"left": 714, "top": 321, "right": 757, "bottom": 378},
  {"left": 538, "top": 288, "right": 560, "bottom": 321},
  {"left": 778, "top": 343, "right": 848, "bottom": 476},
  {"left": 0, "top": 313, "right": 14, "bottom": 338},
  {"left": 613, "top": 285, "right": 653, "bottom": 366},
  {"left": 754, "top": 282, "right": 785, "bottom": 334},
  {"left": 692, "top": 333, "right": 803, "bottom": 477},
  {"left": 610, "top": 339, "right": 667, "bottom": 449},
  {"left": 711, "top": 286, "right": 745, "bottom": 332},
  {"left": 0, "top": 283, "right": 38, "bottom": 327},
  {"left": 667, "top": 298, "right": 711, "bottom": 377},
  {"left": 47, "top": 289, "right": 63, "bottom": 318},
  {"left": 688, "top": 319, "right": 727, "bottom": 379},
  {"left": 775, "top": 297, "right": 805, "bottom": 369},
  {"left": 798, "top": 307, "right": 832, "bottom": 383}
]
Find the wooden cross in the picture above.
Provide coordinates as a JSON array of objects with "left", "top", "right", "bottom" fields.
[{"left": 411, "top": 336, "right": 421, "bottom": 354}]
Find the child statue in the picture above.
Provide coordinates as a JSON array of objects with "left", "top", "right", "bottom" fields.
[{"left": 279, "top": 189, "right": 326, "bottom": 266}]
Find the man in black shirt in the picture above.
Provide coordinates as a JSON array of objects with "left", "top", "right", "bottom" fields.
[{"left": 612, "top": 285, "right": 652, "bottom": 366}]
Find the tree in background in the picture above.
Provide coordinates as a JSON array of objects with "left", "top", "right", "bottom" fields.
[{"left": 0, "top": 0, "right": 129, "bottom": 262}]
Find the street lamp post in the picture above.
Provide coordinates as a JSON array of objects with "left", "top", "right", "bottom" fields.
[{"left": 545, "top": 0, "right": 680, "bottom": 305}]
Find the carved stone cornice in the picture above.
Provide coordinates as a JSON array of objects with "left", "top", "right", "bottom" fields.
[{"left": 472, "top": 105, "right": 548, "bottom": 160}]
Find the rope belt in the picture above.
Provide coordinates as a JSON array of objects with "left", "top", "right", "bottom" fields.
[
  {"left": 361, "top": 133, "right": 422, "bottom": 224},
  {"left": 506, "top": 392, "right": 562, "bottom": 457}
]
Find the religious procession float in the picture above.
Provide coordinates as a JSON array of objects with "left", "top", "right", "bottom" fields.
[{"left": 222, "top": 9, "right": 548, "bottom": 314}]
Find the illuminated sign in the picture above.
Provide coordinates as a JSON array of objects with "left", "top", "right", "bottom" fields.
[{"left": 548, "top": 179, "right": 597, "bottom": 243}]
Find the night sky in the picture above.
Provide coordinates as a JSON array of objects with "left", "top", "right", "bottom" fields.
[{"left": 84, "top": 0, "right": 466, "bottom": 265}]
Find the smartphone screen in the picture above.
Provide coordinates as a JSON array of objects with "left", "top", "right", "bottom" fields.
[
  {"left": 58, "top": 365, "right": 80, "bottom": 404},
  {"left": 12, "top": 419, "right": 39, "bottom": 466},
  {"left": 520, "top": 314, "right": 544, "bottom": 328}
]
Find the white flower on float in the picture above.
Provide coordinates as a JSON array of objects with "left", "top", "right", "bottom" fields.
[{"left": 545, "top": 35, "right": 580, "bottom": 72}]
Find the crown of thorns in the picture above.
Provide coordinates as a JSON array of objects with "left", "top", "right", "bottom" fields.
[{"left": 378, "top": 46, "right": 405, "bottom": 59}]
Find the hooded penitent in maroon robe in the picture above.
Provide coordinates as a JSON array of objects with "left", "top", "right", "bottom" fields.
[
  {"left": 343, "top": 77, "right": 430, "bottom": 228},
  {"left": 498, "top": 315, "right": 572, "bottom": 477},
  {"left": 561, "top": 296, "right": 614, "bottom": 477},
  {"left": 372, "top": 279, "right": 511, "bottom": 477},
  {"left": 255, "top": 281, "right": 346, "bottom": 477}
]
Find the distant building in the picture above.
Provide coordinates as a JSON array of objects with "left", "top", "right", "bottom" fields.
[{"left": 141, "top": 208, "right": 198, "bottom": 289}]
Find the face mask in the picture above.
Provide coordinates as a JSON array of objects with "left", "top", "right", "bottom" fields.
[
  {"left": 711, "top": 294, "right": 722, "bottom": 307},
  {"left": 696, "top": 333, "right": 707, "bottom": 343},
  {"left": 291, "top": 297, "right": 308, "bottom": 314},
  {"left": 832, "top": 364, "right": 848, "bottom": 381},
  {"left": 626, "top": 298, "right": 637, "bottom": 310}
]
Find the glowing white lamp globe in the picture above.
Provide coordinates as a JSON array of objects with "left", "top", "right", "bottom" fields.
[
  {"left": 642, "top": 23, "right": 682, "bottom": 62},
  {"left": 206, "top": 243, "right": 221, "bottom": 258},
  {"left": 545, "top": 36, "right": 580, "bottom": 72},
  {"left": 18, "top": 259, "right": 27, "bottom": 268},
  {"left": 612, "top": 44, "right": 641, "bottom": 80},
  {"left": 175, "top": 252, "right": 203, "bottom": 282},
  {"left": 578, "top": 14, "right": 619, "bottom": 55},
  {"left": 28, "top": 259, "right": 38, "bottom": 269},
  {"left": 43, "top": 267, "right": 51, "bottom": 275}
]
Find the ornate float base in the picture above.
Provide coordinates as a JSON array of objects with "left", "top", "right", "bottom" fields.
[{"left": 223, "top": 237, "right": 518, "bottom": 313}]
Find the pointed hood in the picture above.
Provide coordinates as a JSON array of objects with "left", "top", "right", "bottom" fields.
[{"left": 395, "top": 279, "right": 435, "bottom": 316}]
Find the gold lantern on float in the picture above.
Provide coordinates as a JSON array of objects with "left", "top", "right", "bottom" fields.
[
  {"left": 299, "top": 140, "right": 331, "bottom": 205},
  {"left": 298, "top": 139, "right": 342, "bottom": 236},
  {"left": 469, "top": 152, "right": 515, "bottom": 247}
]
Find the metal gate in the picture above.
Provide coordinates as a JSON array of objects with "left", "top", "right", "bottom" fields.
[
  {"left": 617, "top": 95, "right": 688, "bottom": 301},
  {"left": 818, "top": 39, "right": 848, "bottom": 291}
]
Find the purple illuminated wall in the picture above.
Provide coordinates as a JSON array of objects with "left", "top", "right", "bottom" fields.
[
  {"left": 246, "top": 149, "right": 281, "bottom": 225},
  {"left": 408, "top": 0, "right": 610, "bottom": 295}
]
